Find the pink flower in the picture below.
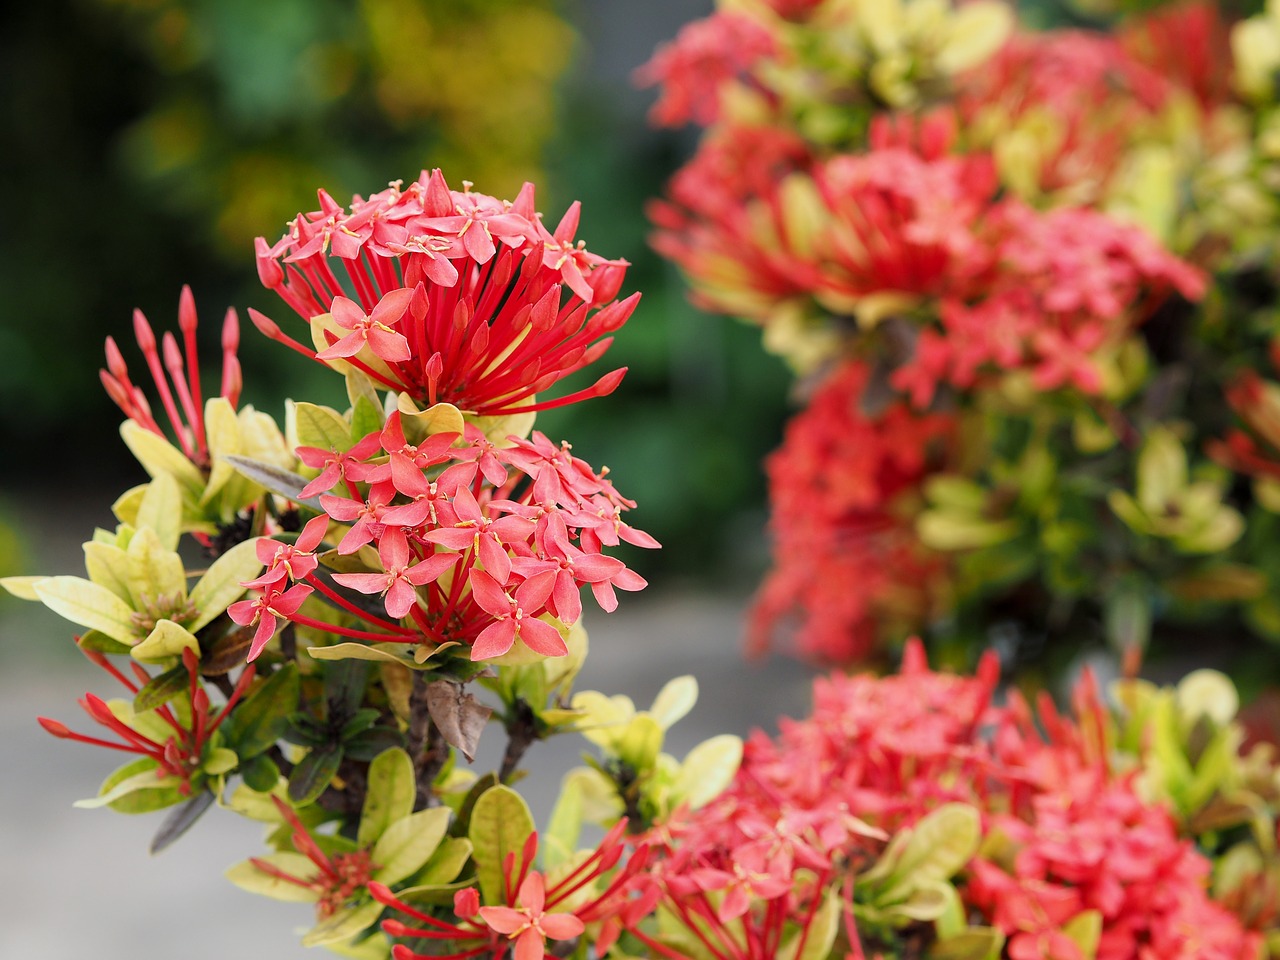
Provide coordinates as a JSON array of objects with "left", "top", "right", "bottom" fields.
[
  {"left": 477, "top": 873, "right": 585, "bottom": 960},
  {"left": 467, "top": 569, "right": 564, "bottom": 660},
  {"left": 331, "top": 527, "right": 458, "bottom": 620},
  {"left": 254, "top": 170, "right": 636, "bottom": 418},
  {"left": 228, "top": 582, "right": 314, "bottom": 661}
]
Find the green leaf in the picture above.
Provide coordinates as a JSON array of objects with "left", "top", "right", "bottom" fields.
[
  {"left": 77, "top": 630, "right": 134, "bottom": 656},
  {"left": 222, "top": 455, "right": 323, "bottom": 511},
  {"left": 188, "top": 537, "right": 263, "bottom": 632},
  {"left": 132, "top": 618, "right": 200, "bottom": 661},
  {"left": 136, "top": 473, "right": 183, "bottom": 551},
  {"left": 289, "top": 743, "right": 344, "bottom": 806},
  {"left": 372, "top": 807, "right": 452, "bottom": 885},
  {"left": 468, "top": 784, "right": 535, "bottom": 904},
  {"left": 302, "top": 899, "right": 384, "bottom": 948},
  {"left": 226, "top": 852, "right": 321, "bottom": 902},
  {"left": 34, "top": 576, "right": 139, "bottom": 645},
  {"left": 228, "top": 663, "right": 299, "bottom": 759},
  {"left": 295, "top": 401, "right": 354, "bottom": 453},
  {"left": 671, "top": 735, "right": 742, "bottom": 810},
  {"left": 134, "top": 661, "right": 190, "bottom": 712},
  {"left": 240, "top": 753, "right": 281, "bottom": 793},
  {"left": 120, "top": 421, "right": 205, "bottom": 496},
  {"left": 358, "top": 747, "right": 416, "bottom": 848},
  {"left": 350, "top": 395, "right": 383, "bottom": 441},
  {"left": 649, "top": 675, "right": 698, "bottom": 730},
  {"left": 150, "top": 788, "right": 215, "bottom": 853}
]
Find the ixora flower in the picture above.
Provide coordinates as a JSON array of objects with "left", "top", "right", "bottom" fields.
[
  {"left": 618, "top": 642, "right": 1263, "bottom": 960},
  {"left": 99, "top": 286, "right": 294, "bottom": 538},
  {"left": 250, "top": 169, "right": 638, "bottom": 418}
]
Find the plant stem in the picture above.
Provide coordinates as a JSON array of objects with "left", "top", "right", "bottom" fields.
[{"left": 407, "top": 672, "right": 445, "bottom": 809}]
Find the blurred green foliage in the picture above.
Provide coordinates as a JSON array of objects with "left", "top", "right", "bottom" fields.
[{"left": 0, "top": 0, "right": 789, "bottom": 584}]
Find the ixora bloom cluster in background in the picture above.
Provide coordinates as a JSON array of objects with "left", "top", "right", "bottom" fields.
[
  {"left": 641, "top": 0, "right": 1280, "bottom": 669},
  {"left": 3, "top": 167, "right": 1279, "bottom": 958}
]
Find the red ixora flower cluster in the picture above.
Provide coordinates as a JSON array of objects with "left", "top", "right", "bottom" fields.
[
  {"left": 749, "top": 360, "right": 953, "bottom": 664},
  {"left": 228, "top": 415, "right": 654, "bottom": 661},
  {"left": 372, "top": 824, "right": 655, "bottom": 960},
  {"left": 663, "top": 641, "right": 1259, "bottom": 960},
  {"left": 251, "top": 169, "right": 639, "bottom": 418},
  {"left": 229, "top": 172, "right": 655, "bottom": 663}
]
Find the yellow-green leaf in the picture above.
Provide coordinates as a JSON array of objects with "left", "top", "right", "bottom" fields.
[
  {"left": 307, "top": 642, "right": 438, "bottom": 668},
  {"left": 302, "top": 899, "right": 384, "bottom": 948},
  {"left": 135, "top": 473, "right": 183, "bottom": 551},
  {"left": 188, "top": 537, "right": 262, "bottom": 631},
  {"left": 778, "top": 885, "right": 840, "bottom": 960},
  {"left": 1176, "top": 669, "right": 1238, "bottom": 727},
  {"left": 201, "top": 397, "right": 243, "bottom": 506},
  {"left": 226, "top": 853, "right": 320, "bottom": 903},
  {"left": 358, "top": 747, "right": 416, "bottom": 849},
  {"left": 412, "top": 836, "right": 473, "bottom": 887},
  {"left": 203, "top": 746, "right": 239, "bottom": 776},
  {"left": 132, "top": 618, "right": 199, "bottom": 661},
  {"left": 83, "top": 541, "right": 132, "bottom": 602},
  {"left": 34, "top": 576, "right": 139, "bottom": 645},
  {"left": 937, "top": 1, "right": 1012, "bottom": 74},
  {"left": 649, "top": 675, "right": 698, "bottom": 731},
  {"left": 125, "top": 527, "right": 186, "bottom": 609},
  {"left": 372, "top": 807, "right": 452, "bottom": 886},
  {"left": 572, "top": 691, "right": 635, "bottom": 749},
  {"left": 120, "top": 421, "right": 205, "bottom": 495},
  {"left": 618, "top": 714, "right": 664, "bottom": 771},
  {"left": 295, "top": 401, "right": 354, "bottom": 452},
  {"left": 672, "top": 735, "right": 742, "bottom": 810},
  {"left": 111, "top": 484, "right": 147, "bottom": 528},
  {"left": 0, "top": 575, "right": 48, "bottom": 601},
  {"left": 876, "top": 804, "right": 980, "bottom": 903},
  {"left": 75, "top": 767, "right": 184, "bottom": 809},
  {"left": 469, "top": 784, "right": 535, "bottom": 905},
  {"left": 1063, "top": 910, "right": 1102, "bottom": 959}
]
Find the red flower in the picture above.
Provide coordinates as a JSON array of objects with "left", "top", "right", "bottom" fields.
[
  {"left": 477, "top": 873, "right": 585, "bottom": 960},
  {"left": 100, "top": 285, "right": 242, "bottom": 470},
  {"left": 252, "top": 169, "right": 637, "bottom": 418},
  {"left": 750, "top": 361, "right": 954, "bottom": 663},
  {"left": 634, "top": 12, "right": 777, "bottom": 128}
]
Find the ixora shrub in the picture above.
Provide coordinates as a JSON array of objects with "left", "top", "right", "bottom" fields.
[{"left": 640, "top": 0, "right": 1280, "bottom": 669}]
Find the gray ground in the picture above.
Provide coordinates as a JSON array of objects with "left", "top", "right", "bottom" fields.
[{"left": 0, "top": 491, "right": 816, "bottom": 960}]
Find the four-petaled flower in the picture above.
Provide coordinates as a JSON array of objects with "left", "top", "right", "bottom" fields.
[
  {"left": 315, "top": 289, "right": 415, "bottom": 363},
  {"left": 468, "top": 569, "right": 565, "bottom": 660},
  {"left": 331, "top": 527, "right": 458, "bottom": 619},
  {"left": 477, "top": 872, "right": 585, "bottom": 960}
]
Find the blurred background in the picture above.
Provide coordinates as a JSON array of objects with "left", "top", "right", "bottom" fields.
[{"left": 0, "top": 1, "right": 809, "bottom": 956}]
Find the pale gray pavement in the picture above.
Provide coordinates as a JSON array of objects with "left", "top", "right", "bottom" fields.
[{"left": 0, "top": 491, "right": 816, "bottom": 960}]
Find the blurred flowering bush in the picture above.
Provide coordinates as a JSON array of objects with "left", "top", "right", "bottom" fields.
[{"left": 641, "top": 0, "right": 1280, "bottom": 672}]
